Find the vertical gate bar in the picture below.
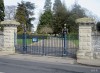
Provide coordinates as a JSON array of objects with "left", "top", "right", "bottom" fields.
[
  {"left": 47, "top": 36, "right": 48, "bottom": 55},
  {"left": 23, "top": 32, "right": 26, "bottom": 53},
  {"left": 42, "top": 36, "right": 44, "bottom": 55},
  {"left": 56, "top": 37, "right": 57, "bottom": 56},
  {"left": 38, "top": 37, "right": 41, "bottom": 55},
  {"left": 51, "top": 36, "right": 52, "bottom": 56},
  {"left": 22, "top": 24, "right": 27, "bottom": 53},
  {"left": 64, "top": 31, "right": 67, "bottom": 55},
  {"left": 56, "top": 36, "right": 57, "bottom": 56},
  {"left": 32, "top": 36, "right": 33, "bottom": 54},
  {"left": 49, "top": 36, "right": 51, "bottom": 55},
  {"left": 58, "top": 36, "right": 59, "bottom": 56},
  {"left": 39, "top": 36, "right": 41, "bottom": 55},
  {"left": 36, "top": 37, "right": 40, "bottom": 55},
  {"left": 48, "top": 35, "right": 51, "bottom": 54},
  {"left": 61, "top": 35, "right": 63, "bottom": 57},
  {"left": 52, "top": 37, "right": 53, "bottom": 56},
  {"left": 30, "top": 36, "right": 31, "bottom": 54},
  {"left": 54, "top": 37, "right": 56, "bottom": 56},
  {"left": 54, "top": 37, "right": 55, "bottom": 56},
  {"left": 68, "top": 34, "right": 70, "bottom": 56},
  {"left": 61, "top": 34, "right": 64, "bottom": 57},
  {"left": 73, "top": 34, "right": 75, "bottom": 57},
  {"left": 25, "top": 25, "right": 27, "bottom": 53}
]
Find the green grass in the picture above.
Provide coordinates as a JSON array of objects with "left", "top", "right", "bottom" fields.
[
  {"left": 72, "top": 40, "right": 79, "bottom": 46},
  {"left": 17, "top": 33, "right": 79, "bottom": 46},
  {"left": 17, "top": 38, "right": 43, "bottom": 45},
  {"left": 67, "top": 33, "right": 79, "bottom": 46},
  {"left": 17, "top": 39, "right": 32, "bottom": 45}
]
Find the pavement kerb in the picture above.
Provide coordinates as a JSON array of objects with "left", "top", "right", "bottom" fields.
[{"left": 77, "top": 59, "right": 100, "bottom": 67}]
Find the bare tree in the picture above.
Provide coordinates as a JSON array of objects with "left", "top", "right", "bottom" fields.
[
  {"left": 5, "top": 5, "right": 16, "bottom": 20},
  {"left": 40, "top": 26, "right": 53, "bottom": 34}
]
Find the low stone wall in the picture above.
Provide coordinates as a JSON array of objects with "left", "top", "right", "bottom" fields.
[
  {"left": 92, "top": 34, "right": 100, "bottom": 59},
  {"left": 0, "top": 33, "right": 3, "bottom": 50}
]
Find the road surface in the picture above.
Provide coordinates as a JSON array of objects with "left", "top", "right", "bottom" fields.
[{"left": 0, "top": 57, "right": 99, "bottom": 73}]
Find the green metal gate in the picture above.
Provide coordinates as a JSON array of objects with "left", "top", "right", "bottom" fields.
[{"left": 15, "top": 33, "right": 78, "bottom": 58}]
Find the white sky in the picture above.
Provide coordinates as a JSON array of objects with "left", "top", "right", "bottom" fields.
[{"left": 4, "top": 0, "right": 100, "bottom": 30}]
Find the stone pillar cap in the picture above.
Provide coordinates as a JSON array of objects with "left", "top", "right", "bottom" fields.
[
  {"left": 76, "top": 17, "right": 95, "bottom": 24},
  {"left": 0, "top": 20, "right": 20, "bottom": 26}
]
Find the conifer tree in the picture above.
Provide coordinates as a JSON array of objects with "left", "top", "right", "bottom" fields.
[{"left": 0, "top": 0, "right": 5, "bottom": 22}]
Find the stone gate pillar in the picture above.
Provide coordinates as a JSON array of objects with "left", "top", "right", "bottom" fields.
[
  {"left": 76, "top": 17, "right": 95, "bottom": 59},
  {"left": 1, "top": 20, "right": 20, "bottom": 54}
]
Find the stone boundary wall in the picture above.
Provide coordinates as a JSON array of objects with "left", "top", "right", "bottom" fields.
[
  {"left": 0, "top": 34, "right": 3, "bottom": 49},
  {"left": 92, "top": 34, "right": 100, "bottom": 59}
]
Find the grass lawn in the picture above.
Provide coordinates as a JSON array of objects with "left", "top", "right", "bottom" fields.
[
  {"left": 67, "top": 34, "right": 79, "bottom": 46},
  {"left": 17, "top": 34, "right": 79, "bottom": 46},
  {"left": 17, "top": 39, "right": 32, "bottom": 45},
  {"left": 17, "top": 38, "right": 42, "bottom": 45},
  {"left": 72, "top": 40, "right": 79, "bottom": 46}
]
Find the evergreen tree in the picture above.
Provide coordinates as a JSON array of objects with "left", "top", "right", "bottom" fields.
[
  {"left": 68, "top": 4, "right": 87, "bottom": 33},
  {"left": 53, "top": 0, "right": 62, "bottom": 14},
  {"left": 37, "top": 0, "right": 53, "bottom": 34},
  {"left": 0, "top": 0, "right": 5, "bottom": 22},
  {"left": 15, "top": 1, "right": 35, "bottom": 33},
  {"left": 0, "top": 0, "right": 5, "bottom": 31},
  {"left": 15, "top": 1, "right": 27, "bottom": 33},
  {"left": 25, "top": 2, "right": 35, "bottom": 32},
  {"left": 52, "top": 0, "right": 87, "bottom": 34},
  {"left": 71, "top": 4, "right": 86, "bottom": 18},
  {"left": 52, "top": 0, "right": 69, "bottom": 34},
  {"left": 44, "top": 0, "right": 52, "bottom": 11},
  {"left": 37, "top": 11, "right": 53, "bottom": 33}
]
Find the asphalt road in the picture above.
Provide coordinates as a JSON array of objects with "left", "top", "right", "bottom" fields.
[{"left": 0, "top": 57, "right": 100, "bottom": 73}]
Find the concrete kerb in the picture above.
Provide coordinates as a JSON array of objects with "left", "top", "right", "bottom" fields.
[
  {"left": 77, "top": 59, "right": 100, "bottom": 67},
  {"left": 0, "top": 51, "right": 14, "bottom": 56},
  {"left": 0, "top": 53, "right": 77, "bottom": 64}
]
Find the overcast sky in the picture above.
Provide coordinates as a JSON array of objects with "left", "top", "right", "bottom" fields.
[{"left": 4, "top": 0, "right": 100, "bottom": 30}]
